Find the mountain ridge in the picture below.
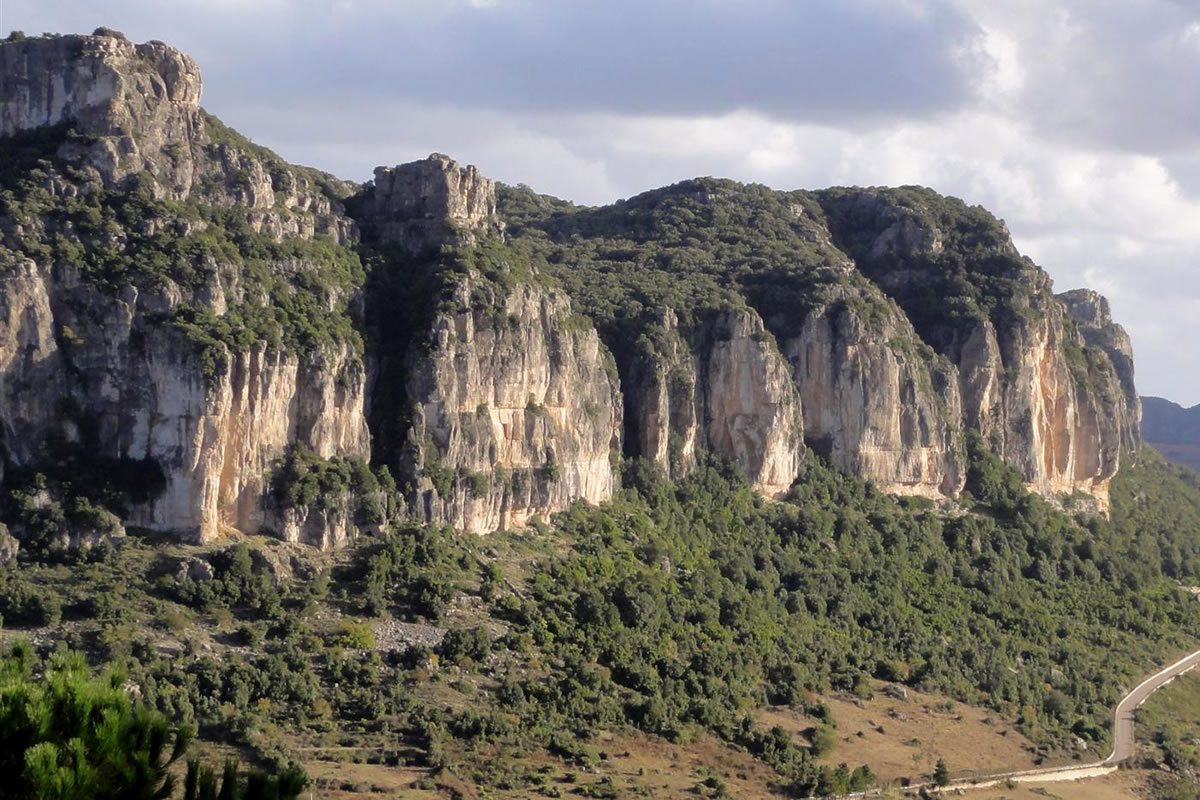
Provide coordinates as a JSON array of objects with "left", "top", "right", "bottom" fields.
[
  {"left": 10, "top": 28, "right": 1200, "bottom": 800},
  {"left": 0, "top": 30, "right": 1140, "bottom": 551},
  {"left": 1141, "top": 395, "right": 1200, "bottom": 473}
]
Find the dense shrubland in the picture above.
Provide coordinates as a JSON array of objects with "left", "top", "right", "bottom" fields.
[
  {"left": 0, "top": 117, "right": 1192, "bottom": 796},
  {"left": 496, "top": 180, "right": 858, "bottom": 361},
  {"left": 1, "top": 441, "right": 1198, "bottom": 795}
]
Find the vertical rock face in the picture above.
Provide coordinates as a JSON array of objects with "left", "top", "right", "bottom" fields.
[
  {"left": 701, "top": 311, "right": 804, "bottom": 495},
  {"left": 366, "top": 155, "right": 502, "bottom": 250},
  {"left": 626, "top": 310, "right": 701, "bottom": 480},
  {"left": 403, "top": 276, "right": 621, "bottom": 533},
  {"left": 954, "top": 296, "right": 1130, "bottom": 509},
  {"left": 781, "top": 293, "right": 965, "bottom": 497},
  {"left": 813, "top": 188, "right": 1139, "bottom": 509},
  {"left": 0, "top": 32, "right": 204, "bottom": 193},
  {"left": 625, "top": 308, "right": 803, "bottom": 495},
  {"left": 128, "top": 341, "right": 370, "bottom": 543},
  {"left": 0, "top": 34, "right": 370, "bottom": 546},
  {"left": 1058, "top": 288, "right": 1141, "bottom": 456},
  {"left": 0, "top": 31, "right": 1148, "bottom": 544},
  {"left": 950, "top": 307, "right": 1118, "bottom": 506},
  {"left": 0, "top": 259, "right": 370, "bottom": 543}
]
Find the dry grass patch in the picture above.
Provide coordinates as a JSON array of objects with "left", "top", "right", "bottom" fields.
[{"left": 761, "top": 680, "right": 1046, "bottom": 786}]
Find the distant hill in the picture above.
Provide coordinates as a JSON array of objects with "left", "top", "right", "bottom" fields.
[{"left": 1142, "top": 396, "right": 1200, "bottom": 472}]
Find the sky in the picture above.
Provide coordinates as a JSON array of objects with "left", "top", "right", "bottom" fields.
[{"left": 7, "top": 0, "right": 1200, "bottom": 404}]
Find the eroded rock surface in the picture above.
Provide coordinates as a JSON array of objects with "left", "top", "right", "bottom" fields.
[{"left": 402, "top": 276, "right": 621, "bottom": 533}]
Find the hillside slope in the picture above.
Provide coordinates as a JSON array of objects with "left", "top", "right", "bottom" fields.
[{"left": 1, "top": 28, "right": 1199, "bottom": 800}]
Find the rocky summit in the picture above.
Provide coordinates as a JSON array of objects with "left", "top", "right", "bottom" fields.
[{"left": 0, "top": 31, "right": 1141, "bottom": 551}]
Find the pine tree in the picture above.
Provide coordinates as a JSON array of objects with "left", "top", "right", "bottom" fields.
[
  {"left": 0, "top": 646, "right": 306, "bottom": 800},
  {"left": 933, "top": 757, "right": 950, "bottom": 787}
]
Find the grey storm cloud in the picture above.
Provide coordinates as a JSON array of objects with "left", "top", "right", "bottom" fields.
[
  {"left": 1000, "top": 0, "right": 1200, "bottom": 154},
  {"left": 12, "top": 0, "right": 986, "bottom": 123}
]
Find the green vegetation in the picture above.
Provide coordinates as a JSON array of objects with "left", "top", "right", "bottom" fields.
[
  {"left": 814, "top": 184, "right": 1122, "bottom": 390},
  {"left": 0, "top": 436, "right": 1196, "bottom": 796},
  {"left": 497, "top": 179, "right": 868, "bottom": 362},
  {"left": 344, "top": 524, "right": 472, "bottom": 620},
  {"left": 269, "top": 446, "right": 391, "bottom": 526},
  {"left": 1138, "top": 672, "right": 1200, "bottom": 772},
  {"left": 90, "top": 26, "right": 128, "bottom": 40},
  {"left": 0, "top": 644, "right": 306, "bottom": 800},
  {"left": 817, "top": 186, "right": 1043, "bottom": 350},
  {"left": 0, "top": 103, "right": 1189, "bottom": 797},
  {"left": 0, "top": 413, "right": 167, "bottom": 560},
  {"left": 932, "top": 757, "right": 949, "bottom": 786},
  {"left": 0, "top": 123, "right": 365, "bottom": 388},
  {"left": 198, "top": 112, "right": 352, "bottom": 207},
  {"left": 1133, "top": 666, "right": 1200, "bottom": 797}
]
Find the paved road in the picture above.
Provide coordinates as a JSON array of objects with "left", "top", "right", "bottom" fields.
[
  {"left": 869, "top": 646, "right": 1200, "bottom": 795},
  {"left": 1104, "top": 647, "right": 1200, "bottom": 763}
]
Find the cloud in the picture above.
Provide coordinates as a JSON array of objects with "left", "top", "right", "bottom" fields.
[
  {"left": 960, "top": 0, "right": 1200, "bottom": 154},
  {"left": 10, "top": 0, "right": 987, "bottom": 124},
  {"left": 7, "top": 0, "right": 1200, "bottom": 401}
]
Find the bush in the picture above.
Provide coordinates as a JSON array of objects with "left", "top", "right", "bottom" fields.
[
  {"left": 334, "top": 621, "right": 376, "bottom": 650},
  {"left": 440, "top": 627, "right": 491, "bottom": 666},
  {"left": 0, "top": 570, "right": 62, "bottom": 627},
  {"left": 809, "top": 726, "right": 836, "bottom": 758}
]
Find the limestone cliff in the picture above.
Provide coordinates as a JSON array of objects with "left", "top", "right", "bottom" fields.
[
  {"left": 366, "top": 156, "right": 502, "bottom": 251},
  {"left": 626, "top": 307, "right": 803, "bottom": 495},
  {"left": 781, "top": 289, "right": 964, "bottom": 497},
  {"left": 1058, "top": 288, "right": 1141, "bottom": 456},
  {"left": 0, "top": 30, "right": 203, "bottom": 194},
  {"left": 815, "top": 187, "right": 1139, "bottom": 508},
  {"left": 401, "top": 276, "right": 621, "bottom": 533},
  {"left": 0, "top": 257, "right": 370, "bottom": 543},
  {"left": 0, "top": 33, "right": 370, "bottom": 546},
  {"left": 955, "top": 301, "right": 1125, "bottom": 508},
  {"left": 0, "top": 30, "right": 1148, "bottom": 545}
]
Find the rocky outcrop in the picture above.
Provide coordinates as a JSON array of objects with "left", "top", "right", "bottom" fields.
[
  {"left": 0, "top": 32, "right": 354, "bottom": 242},
  {"left": 365, "top": 155, "right": 502, "bottom": 251},
  {"left": 955, "top": 299, "right": 1127, "bottom": 509},
  {"left": 626, "top": 308, "right": 803, "bottom": 495},
  {"left": 816, "top": 188, "right": 1139, "bottom": 509},
  {"left": 1058, "top": 288, "right": 1141, "bottom": 456},
  {"left": 129, "top": 340, "right": 370, "bottom": 542},
  {"left": 402, "top": 276, "right": 621, "bottom": 533},
  {"left": 0, "top": 524, "right": 19, "bottom": 563},
  {"left": 0, "top": 31, "right": 1148, "bottom": 543},
  {"left": 0, "top": 33, "right": 371, "bottom": 546},
  {"left": 626, "top": 311, "right": 700, "bottom": 480},
  {"left": 0, "top": 31, "right": 204, "bottom": 194},
  {"left": 781, "top": 291, "right": 965, "bottom": 497},
  {"left": 268, "top": 498, "right": 366, "bottom": 551},
  {"left": 0, "top": 258, "right": 370, "bottom": 543}
]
